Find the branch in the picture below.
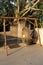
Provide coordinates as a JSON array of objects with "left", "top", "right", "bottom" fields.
[
  {"left": 31, "top": 8, "right": 43, "bottom": 11},
  {"left": 32, "top": 0, "right": 39, "bottom": 7},
  {"left": 21, "top": 0, "right": 40, "bottom": 17},
  {"left": 21, "top": 8, "right": 30, "bottom": 17}
]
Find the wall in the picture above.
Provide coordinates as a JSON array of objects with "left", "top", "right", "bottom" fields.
[{"left": 35, "top": 28, "right": 43, "bottom": 45}]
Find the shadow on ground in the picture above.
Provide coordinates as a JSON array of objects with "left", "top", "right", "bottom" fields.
[
  {"left": 0, "top": 33, "right": 37, "bottom": 48},
  {"left": 0, "top": 34, "right": 22, "bottom": 48}
]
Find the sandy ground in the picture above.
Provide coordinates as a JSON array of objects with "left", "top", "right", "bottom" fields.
[{"left": 0, "top": 44, "right": 43, "bottom": 65}]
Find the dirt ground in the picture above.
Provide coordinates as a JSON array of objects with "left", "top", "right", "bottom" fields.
[{"left": 0, "top": 44, "right": 43, "bottom": 65}]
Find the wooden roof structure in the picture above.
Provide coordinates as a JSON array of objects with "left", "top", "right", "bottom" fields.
[
  {"left": 0, "top": 0, "right": 42, "bottom": 55},
  {"left": 0, "top": 16, "right": 41, "bottom": 56},
  {"left": 1, "top": 16, "right": 38, "bottom": 27}
]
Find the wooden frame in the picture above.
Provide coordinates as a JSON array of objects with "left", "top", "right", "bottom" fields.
[{"left": 0, "top": 17, "right": 41, "bottom": 55}]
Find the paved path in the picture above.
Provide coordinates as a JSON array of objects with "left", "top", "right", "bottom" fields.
[{"left": 0, "top": 44, "right": 43, "bottom": 65}]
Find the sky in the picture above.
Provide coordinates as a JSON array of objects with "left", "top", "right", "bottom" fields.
[{"left": 26, "top": 0, "right": 30, "bottom": 3}]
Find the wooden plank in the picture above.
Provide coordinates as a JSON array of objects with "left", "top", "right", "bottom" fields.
[
  {"left": 3, "top": 19, "right": 8, "bottom": 55},
  {"left": 0, "top": 17, "right": 38, "bottom": 20}
]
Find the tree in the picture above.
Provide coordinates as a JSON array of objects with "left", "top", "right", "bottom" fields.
[{"left": 0, "top": 0, "right": 43, "bottom": 27}]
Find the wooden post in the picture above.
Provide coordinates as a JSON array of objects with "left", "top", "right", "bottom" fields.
[
  {"left": 35, "top": 19, "right": 41, "bottom": 46},
  {"left": 3, "top": 19, "right": 8, "bottom": 55}
]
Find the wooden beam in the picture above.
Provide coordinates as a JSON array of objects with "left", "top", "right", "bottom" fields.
[
  {"left": 31, "top": 8, "right": 43, "bottom": 11},
  {"left": 21, "top": 8, "right": 30, "bottom": 17},
  {"left": 32, "top": 0, "right": 39, "bottom": 7},
  {"left": 27, "top": 20, "right": 35, "bottom": 26},
  {"left": 3, "top": 19, "right": 8, "bottom": 55},
  {"left": 34, "top": 19, "right": 37, "bottom": 26},
  {"left": 1, "top": 17, "right": 38, "bottom": 20}
]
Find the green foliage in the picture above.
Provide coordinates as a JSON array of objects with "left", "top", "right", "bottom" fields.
[
  {"left": 0, "top": 2, "right": 7, "bottom": 16},
  {"left": 0, "top": 0, "right": 43, "bottom": 28},
  {"left": 38, "top": 21, "right": 43, "bottom": 28},
  {"left": 37, "top": 3, "right": 43, "bottom": 9},
  {"left": 32, "top": 2, "right": 43, "bottom": 27}
]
